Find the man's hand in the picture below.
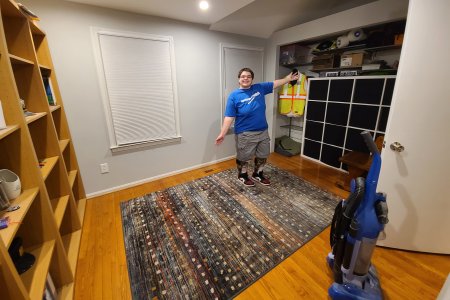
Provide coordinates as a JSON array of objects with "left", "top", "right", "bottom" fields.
[
  {"left": 215, "top": 134, "right": 225, "bottom": 145},
  {"left": 215, "top": 117, "right": 234, "bottom": 145},
  {"left": 274, "top": 71, "right": 300, "bottom": 89},
  {"left": 288, "top": 71, "right": 300, "bottom": 81}
]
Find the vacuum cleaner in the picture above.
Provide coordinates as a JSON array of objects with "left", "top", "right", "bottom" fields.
[{"left": 327, "top": 131, "right": 389, "bottom": 300}]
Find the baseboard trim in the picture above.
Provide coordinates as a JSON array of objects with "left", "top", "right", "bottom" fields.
[{"left": 86, "top": 155, "right": 236, "bottom": 198}]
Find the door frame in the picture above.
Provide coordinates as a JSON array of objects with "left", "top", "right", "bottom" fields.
[{"left": 219, "top": 43, "right": 264, "bottom": 130}]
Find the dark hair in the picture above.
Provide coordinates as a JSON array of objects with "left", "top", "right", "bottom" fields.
[{"left": 238, "top": 67, "right": 254, "bottom": 79}]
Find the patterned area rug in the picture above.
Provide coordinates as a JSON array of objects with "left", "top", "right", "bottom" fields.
[{"left": 120, "top": 164, "right": 339, "bottom": 299}]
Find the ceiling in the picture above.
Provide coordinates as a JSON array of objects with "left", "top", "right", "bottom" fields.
[{"left": 64, "top": 0, "right": 378, "bottom": 38}]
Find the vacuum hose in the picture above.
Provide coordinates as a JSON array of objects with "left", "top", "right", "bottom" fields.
[{"left": 332, "top": 177, "right": 365, "bottom": 283}]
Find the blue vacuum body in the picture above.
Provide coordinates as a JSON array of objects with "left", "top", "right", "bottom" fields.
[{"left": 327, "top": 131, "right": 388, "bottom": 300}]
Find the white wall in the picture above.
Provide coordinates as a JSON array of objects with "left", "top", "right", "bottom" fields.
[
  {"left": 21, "top": 0, "right": 266, "bottom": 196},
  {"left": 21, "top": 0, "right": 411, "bottom": 197},
  {"left": 265, "top": 0, "right": 409, "bottom": 146}
]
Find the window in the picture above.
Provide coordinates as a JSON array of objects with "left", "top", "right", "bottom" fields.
[{"left": 92, "top": 28, "right": 181, "bottom": 152}]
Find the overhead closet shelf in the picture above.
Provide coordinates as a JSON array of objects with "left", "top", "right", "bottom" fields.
[
  {"left": 280, "top": 124, "right": 303, "bottom": 130},
  {"left": 311, "top": 67, "right": 398, "bottom": 73},
  {"left": 312, "top": 44, "right": 401, "bottom": 56},
  {"left": 281, "top": 62, "right": 313, "bottom": 68}
]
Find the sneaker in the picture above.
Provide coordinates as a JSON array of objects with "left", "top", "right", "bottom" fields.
[
  {"left": 238, "top": 173, "right": 255, "bottom": 187},
  {"left": 252, "top": 171, "right": 270, "bottom": 186}
]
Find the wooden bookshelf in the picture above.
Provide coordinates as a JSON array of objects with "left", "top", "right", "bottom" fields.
[{"left": 0, "top": 1, "right": 86, "bottom": 299}]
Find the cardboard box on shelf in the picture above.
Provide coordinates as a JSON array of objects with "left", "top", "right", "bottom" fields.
[
  {"left": 394, "top": 34, "right": 404, "bottom": 45},
  {"left": 312, "top": 53, "right": 340, "bottom": 70},
  {"left": 280, "top": 44, "right": 313, "bottom": 66},
  {"left": 340, "top": 52, "right": 365, "bottom": 67}
]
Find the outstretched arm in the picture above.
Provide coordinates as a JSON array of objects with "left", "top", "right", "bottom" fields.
[
  {"left": 215, "top": 116, "right": 235, "bottom": 145},
  {"left": 273, "top": 71, "right": 300, "bottom": 89}
]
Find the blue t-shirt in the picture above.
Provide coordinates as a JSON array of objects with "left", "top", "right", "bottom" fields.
[{"left": 224, "top": 82, "right": 274, "bottom": 134}]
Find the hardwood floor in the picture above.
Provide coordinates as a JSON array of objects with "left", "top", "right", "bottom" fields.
[{"left": 74, "top": 153, "right": 450, "bottom": 299}]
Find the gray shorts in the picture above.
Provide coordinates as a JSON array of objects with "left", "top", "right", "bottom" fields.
[{"left": 235, "top": 130, "right": 270, "bottom": 161}]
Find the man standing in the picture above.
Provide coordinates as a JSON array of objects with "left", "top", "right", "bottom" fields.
[{"left": 215, "top": 67, "right": 299, "bottom": 186}]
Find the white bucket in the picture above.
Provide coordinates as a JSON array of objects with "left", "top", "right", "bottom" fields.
[{"left": 0, "top": 169, "right": 21, "bottom": 200}]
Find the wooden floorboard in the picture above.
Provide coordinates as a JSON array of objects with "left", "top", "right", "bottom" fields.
[{"left": 74, "top": 153, "right": 450, "bottom": 299}]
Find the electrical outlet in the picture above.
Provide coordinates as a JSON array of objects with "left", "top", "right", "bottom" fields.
[{"left": 100, "top": 163, "right": 109, "bottom": 174}]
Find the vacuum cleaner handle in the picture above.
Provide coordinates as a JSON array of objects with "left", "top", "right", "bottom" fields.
[{"left": 361, "top": 131, "right": 379, "bottom": 155}]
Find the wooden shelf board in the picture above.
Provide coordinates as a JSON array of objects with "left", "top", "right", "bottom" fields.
[
  {"left": 0, "top": 187, "right": 40, "bottom": 248},
  {"left": 25, "top": 112, "right": 47, "bottom": 124},
  {"left": 51, "top": 195, "right": 70, "bottom": 229},
  {"left": 61, "top": 230, "right": 82, "bottom": 273},
  {"left": 50, "top": 105, "right": 61, "bottom": 113},
  {"left": 30, "top": 21, "right": 45, "bottom": 35},
  {"left": 280, "top": 125, "right": 303, "bottom": 130},
  {"left": 39, "top": 64, "right": 51, "bottom": 72},
  {"left": 313, "top": 42, "right": 402, "bottom": 56},
  {"left": 280, "top": 62, "right": 313, "bottom": 68},
  {"left": 77, "top": 198, "right": 86, "bottom": 224},
  {"left": 21, "top": 240, "right": 55, "bottom": 300},
  {"left": 9, "top": 54, "right": 34, "bottom": 66},
  {"left": 0, "top": 124, "right": 20, "bottom": 140},
  {"left": 312, "top": 43, "right": 367, "bottom": 55},
  {"left": 59, "top": 139, "right": 70, "bottom": 152},
  {"left": 68, "top": 170, "right": 77, "bottom": 188},
  {"left": 40, "top": 156, "right": 59, "bottom": 180},
  {"left": 58, "top": 282, "right": 74, "bottom": 300},
  {"left": 311, "top": 66, "right": 361, "bottom": 72}
]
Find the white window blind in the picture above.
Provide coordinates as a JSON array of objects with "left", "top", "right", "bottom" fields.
[{"left": 93, "top": 29, "right": 181, "bottom": 151}]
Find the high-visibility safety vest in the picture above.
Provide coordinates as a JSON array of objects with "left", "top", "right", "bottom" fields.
[{"left": 278, "top": 74, "right": 307, "bottom": 117}]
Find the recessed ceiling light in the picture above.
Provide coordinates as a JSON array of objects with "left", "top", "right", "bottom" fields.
[{"left": 199, "top": 1, "right": 209, "bottom": 10}]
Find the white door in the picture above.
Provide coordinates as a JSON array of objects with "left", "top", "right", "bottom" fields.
[
  {"left": 377, "top": 0, "right": 450, "bottom": 254},
  {"left": 221, "top": 44, "right": 264, "bottom": 130}
]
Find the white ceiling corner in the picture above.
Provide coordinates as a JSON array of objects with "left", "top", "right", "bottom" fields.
[
  {"left": 64, "top": 0, "right": 255, "bottom": 25},
  {"left": 63, "top": 0, "right": 378, "bottom": 38}
]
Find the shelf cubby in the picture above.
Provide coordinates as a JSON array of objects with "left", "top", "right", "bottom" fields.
[
  {"left": 28, "top": 115, "right": 60, "bottom": 158},
  {"left": 0, "top": 242, "right": 29, "bottom": 299},
  {"left": 51, "top": 195, "right": 70, "bottom": 229},
  {"left": 0, "top": 128, "right": 40, "bottom": 195},
  {"left": 0, "top": 187, "right": 39, "bottom": 248},
  {"left": 59, "top": 138, "right": 70, "bottom": 152},
  {"left": 20, "top": 240, "right": 55, "bottom": 299},
  {"left": 1, "top": 2, "right": 34, "bottom": 61},
  {"left": 61, "top": 229, "right": 82, "bottom": 273}
]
